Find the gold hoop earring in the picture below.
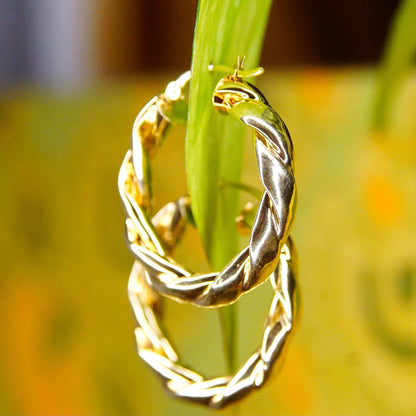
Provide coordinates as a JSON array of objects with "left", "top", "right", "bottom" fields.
[
  {"left": 127, "top": 196, "right": 299, "bottom": 408},
  {"left": 118, "top": 62, "right": 300, "bottom": 406},
  {"left": 119, "top": 67, "right": 297, "bottom": 307}
]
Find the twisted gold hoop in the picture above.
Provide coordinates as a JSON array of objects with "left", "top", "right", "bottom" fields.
[
  {"left": 128, "top": 197, "right": 299, "bottom": 408},
  {"left": 118, "top": 68, "right": 296, "bottom": 307}
]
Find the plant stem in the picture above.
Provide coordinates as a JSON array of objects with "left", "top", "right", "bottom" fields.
[
  {"left": 372, "top": 0, "right": 416, "bottom": 130},
  {"left": 186, "top": 0, "right": 273, "bottom": 373},
  {"left": 221, "top": 181, "right": 263, "bottom": 200}
]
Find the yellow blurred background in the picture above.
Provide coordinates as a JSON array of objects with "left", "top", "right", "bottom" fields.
[{"left": 1, "top": 1, "right": 415, "bottom": 415}]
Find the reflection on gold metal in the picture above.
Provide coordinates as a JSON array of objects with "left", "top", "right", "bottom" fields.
[
  {"left": 119, "top": 63, "right": 300, "bottom": 406},
  {"left": 119, "top": 67, "right": 297, "bottom": 307},
  {"left": 127, "top": 197, "right": 299, "bottom": 408}
]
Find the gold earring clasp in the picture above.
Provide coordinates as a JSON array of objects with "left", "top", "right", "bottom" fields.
[
  {"left": 210, "top": 56, "right": 265, "bottom": 115},
  {"left": 208, "top": 55, "right": 264, "bottom": 80}
]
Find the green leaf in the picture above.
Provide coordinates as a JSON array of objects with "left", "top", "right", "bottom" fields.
[
  {"left": 186, "top": 0, "right": 273, "bottom": 372},
  {"left": 372, "top": 0, "right": 416, "bottom": 129}
]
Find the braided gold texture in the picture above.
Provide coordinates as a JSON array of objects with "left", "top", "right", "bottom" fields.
[
  {"left": 119, "top": 70, "right": 297, "bottom": 307},
  {"left": 127, "top": 197, "right": 299, "bottom": 408},
  {"left": 118, "top": 69, "right": 300, "bottom": 406}
]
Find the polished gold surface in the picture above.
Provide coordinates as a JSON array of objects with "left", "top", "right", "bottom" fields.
[
  {"left": 119, "top": 68, "right": 297, "bottom": 307},
  {"left": 127, "top": 197, "right": 299, "bottom": 408},
  {"left": 119, "top": 67, "right": 300, "bottom": 406}
]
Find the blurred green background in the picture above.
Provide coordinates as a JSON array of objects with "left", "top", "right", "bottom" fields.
[{"left": 1, "top": 1, "right": 415, "bottom": 415}]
